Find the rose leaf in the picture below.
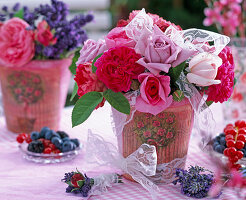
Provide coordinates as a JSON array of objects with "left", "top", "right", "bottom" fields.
[
  {"left": 70, "top": 82, "right": 78, "bottom": 101},
  {"left": 92, "top": 53, "right": 103, "bottom": 73},
  {"left": 103, "top": 89, "right": 130, "bottom": 114},
  {"left": 72, "top": 91, "right": 103, "bottom": 127}
]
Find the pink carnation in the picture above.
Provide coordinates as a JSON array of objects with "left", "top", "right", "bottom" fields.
[
  {"left": 206, "top": 47, "right": 235, "bottom": 103},
  {"left": 95, "top": 46, "right": 145, "bottom": 93},
  {"left": 74, "top": 62, "right": 107, "bottom": 109},
  {"left": 0, "top": 18, "right": 35, "bottom": 67}
]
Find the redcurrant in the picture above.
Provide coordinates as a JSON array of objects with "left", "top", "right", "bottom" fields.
[
  {"left": 236, "top": 151, "right": 244, "bottom": 159},
  {"left": 225, "top": 128, "right": 237, "bottom": 136},
  {"left": 235, "top": 140, "right": 245, "bottom": 149},
  {"left": 226, "top": 140, "right": 235, "bottom": 148},
  {"left": 16, "top": 135, "right": 24, "bottom": 143},
  {"left": 43, "top": 147, "right": 52, "bottom": 154},
  {"left": 238, "top": 128, "right": 246, "bottom": 135},
  {"left": 225, "top": 134, "right": 234, "bottom": 141},
  {"left": 228, "top": 147, "right": 237, "bottom": 156},
  {"left": 237, "top": 134, "right": 246, "bottom": 143}
]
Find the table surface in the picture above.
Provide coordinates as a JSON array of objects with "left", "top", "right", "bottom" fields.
[{"left": 0, "top": 103, "right": 242, "bottom": 200}]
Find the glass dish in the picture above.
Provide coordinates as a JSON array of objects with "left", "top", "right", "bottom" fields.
[{"left": 19, "top": 142, "right": 82, "bottom": 164}]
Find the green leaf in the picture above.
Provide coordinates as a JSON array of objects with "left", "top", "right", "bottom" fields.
[
  {"left": 77, "top": 180, "right": 84, "bottom": 188},
  {"left": 172, "top": 90, "right": 184, "bottom": 102},
  {"left": 72, "top": 92, "right": 103, "bottom": 127},
  {"left": 168, "top": 61, "right": 186, "bottom": 87},
  {"left": 66, "top": 181, "right": 73, "bottom": 187},
  {"left": 92, "top": 53, "right": 103, "bottom": 73},
  {"left": 206, "top": 101, "right": 213, "bottom": 107},
  {"left": 69, "top": 49, "right": 81, "bottom": 75},
  {"left": 233, "top": 78, "right": 237, "bottom": 88},
  {"left": 70, "top": 82, "right": 78, "bottom": 101},
  {"left": 71, "top": 188, "right": 79, "bottom": 192},
  {"left": 103, "top": 89, "right": 130, "bottom": 114},
  {"left": 14, "top": 9, "right": 24, "bottom": 19}
]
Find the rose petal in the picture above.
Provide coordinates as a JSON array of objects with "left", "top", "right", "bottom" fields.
[
  {"left": 137, "top": 58, "right": 171, "bottom": 75},
  {"left": 187, "top": 73, "right": 221, "bottom": 86}
]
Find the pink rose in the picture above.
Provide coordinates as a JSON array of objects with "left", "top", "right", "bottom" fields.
[
  {"left": 136, "top": 25, "right": 195, "bottom": 75},
  {"left": 153, "top": 120, "right": 161, "bottom": 127},
  {"left": 166, "top": 116, "right": 174, "bottom": 124},
  {"left": 166, "top": 132, "right": 173, "bottom": 139},
  {"left": 76, "top": 39, "right": 107, "bottom": 65},
  {"left": 187, "top": 52, "right": 222, "bottom": 86},
  {"left": 137, "top": 121, "right": 144, "bottom": 128},
  {"left": 143, "top": 131, "right": 151, "bottom": 138},
  {"left": 35, "top": 20, "right": 57, "bottom": 46},
  {"left": 0, "top": 18, "right": 35, "bottom": 67},
  {"left": 136, "top": 73, "right": 173, "bottom": 115},
  {"left": 105, "top": 27, "right": 136, "bottom": 49},
  {"left": 157, "top": 129, "right": 166, "bottom": 136}
]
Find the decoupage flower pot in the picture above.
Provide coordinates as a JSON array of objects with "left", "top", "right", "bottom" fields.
[
  {"left": 0, "top": 58, "right": 72, "bottom": 133},
  {"left": 112, "top": 98, "right": 194, "bottom": 183}
]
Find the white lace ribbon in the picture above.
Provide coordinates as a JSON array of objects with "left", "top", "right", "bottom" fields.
[
  {"left": 88, "top": 173, "right": 119, "bottom": 197},
  {"left": 85, "top": 129, "right": 159, "bottom": 199}
]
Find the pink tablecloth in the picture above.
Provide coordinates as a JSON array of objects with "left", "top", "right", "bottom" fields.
[{"left": 0, "top": 103, "right": 241, "bottom": 200}]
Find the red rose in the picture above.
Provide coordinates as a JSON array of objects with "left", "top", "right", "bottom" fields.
[
  {"left": 35, "top": 20, "right": 57, "bottom": 46},
  {"left": 74, "top": 62, "right": 107, "bottom": 109},
  {"left": 95, "top": 46, "right": 145, "bottom": 92},
  {"left": 71, "top": 173, "right": 84, "bottom": 188}
]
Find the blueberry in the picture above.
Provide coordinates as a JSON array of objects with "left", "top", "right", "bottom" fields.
[
  {"left": 215, "top": 145, "right": 224, "bottom": 154},
  {"left": 39, "top": 127, "right": 50, "bottom": 138},
  {"left": 70, "top": 138, "right": 80, "bottom": 147},
  {"left": 219, "top": 133, "right": 225, "bottom": 137},
  {"left": 62, "top": 137, "right": 70, "bottom": 142},
  {"left": 45, "top": 130, "right": 56, "bottom": 140},
  {"left": 220, "top": 137, "right": 226, "bottom": 146},
  {"left": 30, "top": 131, "right": 40, "bottom": 141},
  {"left": 62, "top": 141, "right": 74, "bottom": 152},
  {"left": 50, "top": 132, "right": 61, "bottom": 139},
  {"left": 213, "top": 141, "right": 220, "bottom": 150},
  {"left": 57, "top": 131, "right": 69, "bottom": 139},
  {"left": 51, "top": 137, "right": 63, "bottom": 148}
]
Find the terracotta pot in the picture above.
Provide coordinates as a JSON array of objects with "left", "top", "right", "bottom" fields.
[
  {"left": 113, "top": 98, "right": 194, "bottom": 183},
  {"left": 0, "top": 58, "right": 72, "bottom": 133}
]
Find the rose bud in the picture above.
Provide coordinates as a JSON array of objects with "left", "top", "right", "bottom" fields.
[{"left": 186, "top": 52, "right": 222, "bottom": 86}]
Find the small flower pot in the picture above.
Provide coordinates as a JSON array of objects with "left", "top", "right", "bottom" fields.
[
  {"left": 0, "top": 58, "right": 72, "bottom": 133},
  {"left": 112, "top": 98, "right": 194, "bottom": 183}
]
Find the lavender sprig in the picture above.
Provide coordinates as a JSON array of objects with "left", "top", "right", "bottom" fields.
[{"left": 173, "top": 165, "right": 214, "bottom": 198}]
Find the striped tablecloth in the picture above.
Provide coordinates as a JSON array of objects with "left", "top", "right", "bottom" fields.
[{"left": 0, "top": 104, "right": 242, "bottom": 200}]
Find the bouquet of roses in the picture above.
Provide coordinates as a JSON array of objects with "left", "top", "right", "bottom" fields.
[
  {"left": 71, "top": 9, "right": 235, "bottom": 127},
  {"left": 0, "top": 0, "right": 93, "bottom": 67}
]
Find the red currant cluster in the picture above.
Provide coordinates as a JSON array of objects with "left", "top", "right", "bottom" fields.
[
  {"left": 38, "top": 138, "right": 61, "bottom": 154},
  {"left": 16, "top": 133, "right": 32, "bottom": 144},
  {"left": 223, "top": 120, "right": 246, "bottom": 170}
]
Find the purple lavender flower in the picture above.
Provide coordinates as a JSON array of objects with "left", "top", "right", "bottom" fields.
[
  {"left": 43, "top": 46, "right": 55, "bottom": 58},
  {"left": 173, "top": 165, "right": 214, "bottom": 199},
  {"left": 13, "top": 3, "right": 20, "bottom": 12},
  {"left": 2, "top": 6, "right": 8, "bottom": 12}
]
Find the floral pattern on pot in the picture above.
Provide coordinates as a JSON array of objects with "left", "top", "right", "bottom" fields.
[
  {"left": 133, "top": 112, "right": 177, "bottom": 148},
  {"left": 7, "top": 71, "right": 44, "bottom": 104}
]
